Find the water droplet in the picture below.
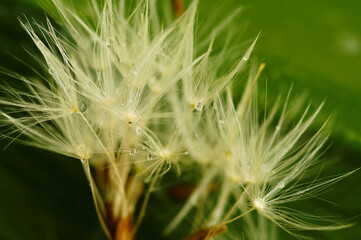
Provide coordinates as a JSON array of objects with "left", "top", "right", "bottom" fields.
[
  {"left": 48, "top": 68, "right": 57, "bottom": 77},
  {"left": 78, "top": 101, "right": 88, "bottom": 113},
  {"left": 276, "top": 125, "right": 281, "bottom": 131},
  {"left": 184, "top": 151, "right": 189, "bottom": 155},
  {"left": 276, "top": 181, "right": 285, "bottom": 189},
  {"left": 136, "top": 127, "right": 143, "bottom": 135},
  {"left": 147, "top": 154, "right": 153, "bottom": 160},
  {"left": 80, "top": 159, "right": 87, "bottom": 164},
  {"left": 105, "top": 38, "right": 113, "bottom": 47},
  {"left": 126, "top": 112, "right": 137, "bottom": 124},
  {"left": 131, "top": 67, "right": 139, "bottom": 76},
  {"left": 130, "top": 149, "right": 138, "bottom": 155},
  {"left": 75, "top": 144, "right": 92, "bottom": 160},
  {"left": 242, "top": 35, "right": 258, "bottom": 62},
  {"left": 194, "top": 102, "right": 204, "bottom": 112}
]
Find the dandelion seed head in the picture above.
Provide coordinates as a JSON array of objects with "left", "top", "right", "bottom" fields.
[
  {"left": 158, "top": 148, "right": 172, "bottom": 161},
  {"left": 104, "top": 98, "right": 116, "bottom": 106},
  {"left": 229, "top": 174, "right": 241, "bottom": 183},
  {"left": 254, "top": 198, "right": 266, "bottom": 211},
  {"left": 70, "top": 105, "right": 80, "bottom": 113},
  {"left": 149, "top": 81, "right": 162, "bottom": 94},
  {"left": 125, "top": 112, "right": 137, "bottom": 124},
  {"left": 74, "top": 144, "right": 93, "bottom": 160},
  {"left": 0, "top": 1, "right": 354, "bottom": 238}
]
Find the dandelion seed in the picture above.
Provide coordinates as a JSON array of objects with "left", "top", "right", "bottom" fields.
[
  {"left": 254, "top": 198, "right": 266, "bottom": 211},
  {"left": 0, "top": 1, "right": 354, "bottom": 240},
  {"left": 158, "top": 149, "right": 172, "bottom": 161},
  {"left": 126, "top": 112, "right": 137, "bottom": 124}
]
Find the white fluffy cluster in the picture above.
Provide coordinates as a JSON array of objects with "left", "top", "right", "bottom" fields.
[{"left": 0, "top": 1, "right": 352, "bottom": 239}]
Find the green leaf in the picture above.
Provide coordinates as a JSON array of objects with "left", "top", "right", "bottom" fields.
[{"left": 237, "top": 0, "right": 361, "bottom": 147}]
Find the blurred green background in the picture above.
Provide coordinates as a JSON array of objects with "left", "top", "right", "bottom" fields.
[{"left": 0, "top": 0, "right": 360, "bottom": 239}]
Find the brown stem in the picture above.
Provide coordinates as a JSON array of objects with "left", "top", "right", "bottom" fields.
[
  {"left": 184, "top": 185, "right": 254, "bottom": 240},
  {"left": 133, "top": 166, "right": 162, "bottom": 234},
  {"left": 115, "top": 215, "right": 134, "bottom": 240},
  {"left": 172, "top": 0, "right": 184, "bottom": 17},
  {"left": 183, "top": 225, "right": 228, "bottom": 240}
]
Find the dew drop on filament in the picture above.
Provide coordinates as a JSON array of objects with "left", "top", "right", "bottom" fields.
[
  {"left": 105, "top": 38, "right": 113, "bottom": 47},
  {"left": 78, "top": 101, "right": 88, "bottom": 113},
  {"left": 195, "top": 102, "right": 204, "bottom": 112},
  {"left": 276, "top": 181, "right": 285, "bottom": 189},
  {"left": 147, "top": 154, "right": 153, "bottom": 160},
  {"left": 136, "top": 127, "right": 143, "bottom": 135},
  {"left": 130, "top": 149, "right": 138, "bottom": 155},
  {"left": 131, "top": 67, "right": 139, "bottom": 76},
  {"left": 48, "top": 68, "right": 54, "bottom": 75}
]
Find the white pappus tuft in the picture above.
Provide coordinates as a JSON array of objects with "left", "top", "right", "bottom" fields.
[{"left": 0, "top": 0, "right": 355, "bottom": 240}]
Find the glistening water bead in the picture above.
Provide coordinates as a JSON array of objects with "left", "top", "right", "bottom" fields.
[
  {"left": 130, "top": 149, "right": 138, "bottom": 155},
  {"left": 136, "top": 127, "right": 143, "bottom": 135},
  {"left": 78, "top": 101, "right": 88, "bottom": 113},
  {"left": 195, "top": 102, "right": 204, "bottom": 112},
  {"left": 105, "top": 38, "right": 113, "bottom": 47}
]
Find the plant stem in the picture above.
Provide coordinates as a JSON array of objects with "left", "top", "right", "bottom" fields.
[
  {"left": 82, "top": 160, "right": 113, "bottom": 240},
  {"left": 184, "top": 185, "right": 253, "bottom": 240},
  {"left": 183, "top": 225, "right": 228, "bottom": 240},
  {"left": 115, "top": 215, "right": 134, "bottom": 240},
  {"left": 172, "top": 0, "right": 184, "bottom": 17},
  {"left": 133, "top": 166, "right": 162, "bottom": 234}
]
